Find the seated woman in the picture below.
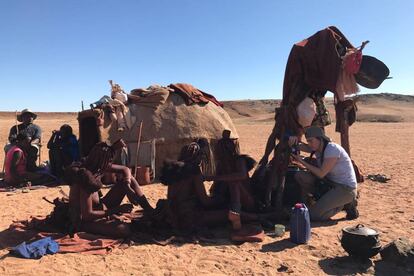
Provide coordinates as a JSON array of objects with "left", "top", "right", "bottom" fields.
[
  {"left": 291, "top": 126, "right": 358, "bottom": 221},
  {"left": 4, "top": 133, "right": 55, "bottom": 187},
  {"left": 65, "top": 140, "right": 153, "bottom": 238},
  {"left": 160, "top": 139, "right": 266, "bottom": 234},
  {"left": 48, "top": 124, "right": 80, "bottom": 177},
  {"left": 207, "top": 131, "right": 258, "bottom": 230}
]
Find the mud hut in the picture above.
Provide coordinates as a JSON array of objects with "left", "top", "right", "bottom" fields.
[{"left": 77, "top": 83, "right": 238, "bottom": 180}]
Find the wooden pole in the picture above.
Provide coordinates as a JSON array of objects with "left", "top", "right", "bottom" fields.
[
  {"left": 340, "top": 108, "right": 351, "bottom": 157},
  {"left": 134, "top": 121, "right": 143, "bottom": 179}
]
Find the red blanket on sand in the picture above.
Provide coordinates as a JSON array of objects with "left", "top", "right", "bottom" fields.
[{"left": 3, "top": 217, "right": 123, "bottom": 255}]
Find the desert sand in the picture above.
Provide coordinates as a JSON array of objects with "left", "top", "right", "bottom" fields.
[{"left": 0, "top": 94, "right": 413, "bottom": 275}]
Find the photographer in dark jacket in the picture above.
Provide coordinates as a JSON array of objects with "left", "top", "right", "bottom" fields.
[{"left": 47, "top": 124, "right": 80, "bottom": 177}]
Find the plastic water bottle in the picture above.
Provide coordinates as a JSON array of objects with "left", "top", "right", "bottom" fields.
[{"left": 290, "top": 203, "right": 311, "bottom": 244}]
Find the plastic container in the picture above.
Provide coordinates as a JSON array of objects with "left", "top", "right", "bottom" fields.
[
  {"left": 290, "top": 203, "right": 311, "bottom": 244},
  {"left": 133, "top": 166, "right": 152, "bottom": 185},
  {"left": 274, "top": 224, "right": 286, "bottom": 237}
]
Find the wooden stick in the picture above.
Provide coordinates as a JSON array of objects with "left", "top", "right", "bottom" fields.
[
  {"left": 340, "top": 109, "right": 351, "bottom": 157},
  {"left": 134, "top": 121, "right": 143, "bottom": 179},
  {"left": 38, "top": 144, "right": 42, "bottom": 166}
]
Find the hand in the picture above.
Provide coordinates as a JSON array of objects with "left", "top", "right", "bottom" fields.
[
  {"left": 110, "top": 213, "right": 129, "bottom": 221},
  {"left": 288, "top": 136, "right": 299, "bottom": 147},
  {"left": 291, "top": 153, "right": 304, "bottom": 163}
]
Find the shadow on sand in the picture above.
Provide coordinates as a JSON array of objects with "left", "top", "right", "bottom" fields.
[
  {"left": 0, "top": 224, "right": 41, "bottom": 251},
  {"left": 319, "top": 255, "right": 374, "bottom": 275},
  {"left": 319, "top": 255, "right": 413, "bottom": 276},
  {"left": 260, "top": 237, "right": 297, "bottom": 253},
  {"left": 311, "top": 217, "right": 346, "bottom": 228}
]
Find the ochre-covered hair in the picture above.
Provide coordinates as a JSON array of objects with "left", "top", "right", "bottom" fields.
[
  {"left": 83, "top": 142, "right": 115, "bottom": 174},
  {"left": 64, "top": 165, "right": 103, "bottom": 194}
]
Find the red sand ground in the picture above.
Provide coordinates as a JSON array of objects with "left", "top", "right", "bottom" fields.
[{"left": 0, "top": 98, "right": 413, "bottom": 275}]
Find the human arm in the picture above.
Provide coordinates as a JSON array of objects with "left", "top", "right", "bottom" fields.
[
  {"left": 79, "top": 188, "right": 132, "bottom": 221},
  {"left": 205, "top": 158, "right": 248, "bottom": 183},
  {"left": 8, "top": 126, "right": 17, "bottom": 143},
  {"left": 47, "top": 131, "right": 59, "bottom": 149},
  {"left": 31, "top": 125, "right": 42, "bottom": 145},
  {"left": 105, "top": 164, "right": 140, "bottom": 205},
  {"left": 260, "top": 125, "right": 278, "bottom": 164},
  {"left": 287, "top": 136, "right": 313, "bottom": 153},
  {"left": 31, "top": 138, "right": 40, "bottom": 145},
  {"left": 297, "top": 142, "right": 313, "bottom": 153},
  {"left": 106, "top": 164, "right": 132, "bottom": 183},
  {"left": 106, "top": 164, "right": 143, "bottom": 205},
  {"left": 292, "top": 153, "right": 337, "bottom": 179}
]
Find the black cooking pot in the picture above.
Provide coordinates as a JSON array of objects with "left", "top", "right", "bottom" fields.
[
  {"left": 355, "top": 55, "right": 390, "bottom": 89},
  {"left": 341, "top": 224, "right": 381, "bottom": 259}
]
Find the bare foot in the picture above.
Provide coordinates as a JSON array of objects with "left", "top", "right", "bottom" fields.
[{"left": 228, "top": 211, "right": 242, "bottom": 230}]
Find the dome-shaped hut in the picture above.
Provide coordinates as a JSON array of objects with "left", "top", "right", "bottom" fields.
[{"left": 78, "top": 84, "right": 238, "bottom": 180}]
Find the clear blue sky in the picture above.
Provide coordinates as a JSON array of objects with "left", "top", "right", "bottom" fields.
[{"left": 1, "top": 0, "right": 413, "bottom": 111}]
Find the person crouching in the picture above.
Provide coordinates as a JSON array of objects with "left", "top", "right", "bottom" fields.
[{"left": 291, "top": 126, "right": 358, "bottom": 221}]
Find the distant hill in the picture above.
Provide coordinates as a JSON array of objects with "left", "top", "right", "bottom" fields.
[
  {"left": 1, "top": 93, "right": 413, "bottom": 124},
  {"left": 222, "top": 93, "right": 414, "bottom": 124}
]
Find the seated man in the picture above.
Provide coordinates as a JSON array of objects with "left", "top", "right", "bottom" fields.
[
  {"left": 4, "top": 133, "right": 54, "bottom": 186},
  {"left": 47, "top": 124, "right": 80, "bottom": 177},
  {"left": 7, "top": 109, "right": 42, "bottom": 171},
  {"left": 65, "top": 140, "right": 153, "bottom": 238}
]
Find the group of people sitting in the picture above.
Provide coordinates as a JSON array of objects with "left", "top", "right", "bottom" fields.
[
  {"left": 60, "top": 128, "right": 358, "bottom": 239},
  {"left": 61, "top": 133, "right": 275, "bottom": 238},
  {"left": 3, "top": 109, "right": 80, "bottom": 187},
  {"left": 3, "top": 109, "right": 359, "bottom": 240}
]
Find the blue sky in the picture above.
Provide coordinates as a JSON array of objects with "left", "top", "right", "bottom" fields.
[{"left": 1, "top": 0, "right": 413, "bottom": 111}]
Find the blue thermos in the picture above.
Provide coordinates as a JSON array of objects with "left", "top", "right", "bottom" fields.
[{"left": 290, "top": 203, "right": 311, "bottom": 244}]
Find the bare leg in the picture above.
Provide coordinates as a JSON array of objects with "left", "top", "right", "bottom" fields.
[
  {"left": 228, "top": 211, "right": 242, "bottom": 230},
  {"left": 239, "top": 182, "right": 255, "bottom": 211},
  {"left": 26, "top": 145, "right": 39, "bottom": 171},
  {"left": 127, "top": 177, "right": 154, "bottom": 212},
  {"left": 227, "top": 182, "right": 243, "bottom": 230},
  {"left": 101, "top": 183, "right": 127, "bottom": 208},
  {"left": 130, "top": 176, "right": 144, "bottom": 197},
  {"left": 265, "top": 167, "right": 278, "bottom": 208}
]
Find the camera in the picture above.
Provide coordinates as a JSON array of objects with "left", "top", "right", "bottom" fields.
[{"left": 291, "top": 144, "right": 300, "bottom": 155}]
